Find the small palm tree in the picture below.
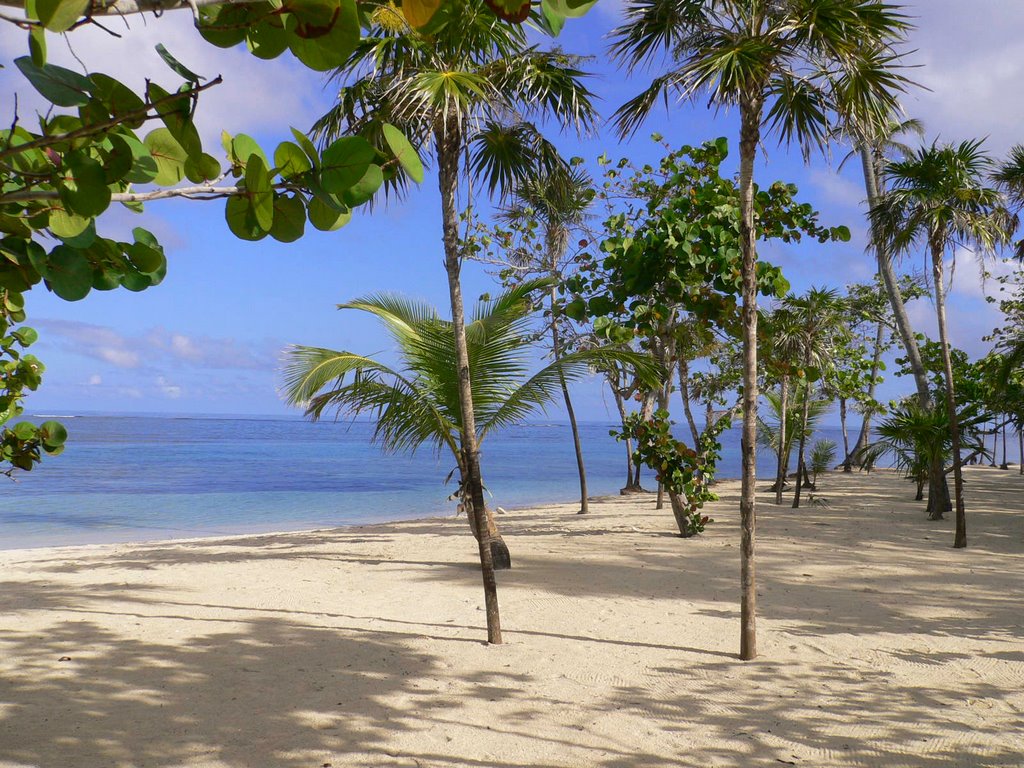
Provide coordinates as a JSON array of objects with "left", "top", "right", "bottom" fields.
[
  {"left": 282, "top": 279, "right": 657, "bottom": 564},
  {"left": 313, "top": 1, "right": 598, "bottom": 643},
  {"left": 609, "top": 0, "right": 911, "bottom": 659},
  {"left": 756, "top": 383, "right": 831, "bottom": 485},
  {"left": 809, "top": 439, "right": 838, "bottom": 489},
  {"left": 872, "top": 140, "right": 1012, "bottom": 548}
]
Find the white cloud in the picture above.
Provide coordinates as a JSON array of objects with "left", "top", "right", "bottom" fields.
[
  {"left": 87, "top": 374, "right": 102, "bottom": 386},
  {"left": 156, "top": 375, "right": 182, "bottom": 399},
  {"left": 36, "top": 319, "right": 275, "bottom": 371}
]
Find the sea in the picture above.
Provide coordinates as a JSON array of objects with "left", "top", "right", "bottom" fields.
[{"left": 0, "top": 413, "right": 971, "bottom": 551}]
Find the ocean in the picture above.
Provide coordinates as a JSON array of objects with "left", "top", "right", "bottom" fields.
[{"left": 0, "top": 414, "right": 931, "bottom": 550}]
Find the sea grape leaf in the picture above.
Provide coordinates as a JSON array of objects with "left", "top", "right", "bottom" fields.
[
  {"left": 155, "top": 44, "right": 203, "bottom": 83},
  {"left": 320, "top": 136, "right": 376, "bottom": 194},
  {"left": 269, "top": 195, "right": 306, "bottom": 242},
  {"left": 307, "top": 197, "right": 351, "bottom": 231},
  {"left": 14, "top": 56, "right": 91, "bottom": 107},
  {"left": 35, "top": 0, "right": 88, "bottom": 32},
  {"left": 60, "top": 152, "right": 111, "bottom": 217},
  {"left": 143, "top": 128, "right": 188, "bottom": 186},
  {"left": 46, "top": 245, "right": 93, "bottom": 300},
  {"left": 245, "top": 154, "right": 274, "bottom": 231},
  {"left": 382, "top": 123, "right": 423, "bottom": 183}
]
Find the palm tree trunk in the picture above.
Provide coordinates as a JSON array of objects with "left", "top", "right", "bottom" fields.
[
  {"left": 738, "top": 96, "right": 763, "bottom": 661},
  {"left": 792, "top": 378, "right": 812, "bottom": 509},
  {"left": 850, "top": 318, "right": 886, "bottom": 466},
  {"left": 655, "top": 375, "right": 671, "bottom": 510},
  {"left": 1001, "top": 419, "right": 1008, "bottom": 469},
  {"left": 1019, "top": 427, "right": 1022, "bottom": 475},
  {"left": 436, "top": 123, "right": 501, "bottom": 643},
  {"left": 548, "top": 281, "right": 588, "bottom": 513},
  {"left": 611, "top": 378, "right": 638, "bottom": 492},
  {"left": 931, "top": 243, "right": 967, "bottom": 549},
  {"left": 862, "top": 145, "right": 948, "bottom": 515},
  {"left": 774, "top": 376, "right": 789, "bottom": 504}
]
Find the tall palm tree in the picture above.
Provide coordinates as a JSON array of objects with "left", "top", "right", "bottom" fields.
[
  {"left": 282, "top": 279, "right": 656, "bottom": 545},
  {"left": 609, "top": 0, "right": 910, "bottom": 659},
  {"left": 872, "top": 140, "right": 1011, "bottom": 548},
  {"left": 500, "top": 167, "right": 595, "bottom": 513},
  {"left": 994, "top": 144, "right": 1024, "bottom": 260},
  {"left": 312, "top": 2, "right": 597, "bottom": 643},
  {"left": 782, "top": 287, "right": 848, "bottom": 508}
]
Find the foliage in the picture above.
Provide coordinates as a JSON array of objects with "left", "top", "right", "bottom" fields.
[
  {"left": 809, "top": 439, "right": 837, "bottom": 486},
  {"left": 282, "top": 278, "right": 659, "bottom": 467},
  {"left": 612, "top": 408, "right": 728, "bottom": 537},
  {"left": 756, "top": 385, "right": 830, "bottom": 456},
  {"left": 563, "top": 138, "right": 850, "bottom": 341}
]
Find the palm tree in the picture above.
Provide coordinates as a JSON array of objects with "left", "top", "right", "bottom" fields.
[
  {"left": 872, "top": 140, "right": 1011, "bottom": 548},
  {"left": 500, "top": 167, "right": 595, "bottom": 513},
  {"left": 312, "top": 2, "right": 597, "bottom": 643},
  {"left": 757, "top": 384, "right": 831, "bottom": 479},
  {"left": 994, "top": 144, "right": 1024, "bottom": 259},
  {"left": 282, "top": 279, "right": 656, "bottom": 552},
  {"left": 763, "top": 305, "right": 801, "bottom": 504},
  {"left": 609, "top": 0, "right": 910, "bottom": 659}
]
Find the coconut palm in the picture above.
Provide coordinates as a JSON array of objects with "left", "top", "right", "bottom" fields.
[
  {"left": 872, "top": 140, "right": 1012, "bottom": 548},
  {"left": 762, "top": 304, "right": 802, "bottom": 504},
  {"left": 282, "top": 279, "right": 657, "bottom": 551},
  {"left": 994, "top": 144, "right": 1024, "bottom": 259},
  {"left": 756, "top": 384, "right": 831, "bottom": 477},
  {"left": 312, "top": 1, "right": 597, "bottom": 643},
  {"left": 500, "top": 167, "right": 595, "bottom": 513},
  {"left": 609, "top": 0, "right": 910, "bottom": 659}
]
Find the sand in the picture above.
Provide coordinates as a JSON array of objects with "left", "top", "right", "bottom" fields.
[{"left": 1, "top": 466, "right": 1022, "bottom": 768}]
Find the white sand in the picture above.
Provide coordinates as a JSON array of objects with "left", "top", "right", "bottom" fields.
[{"left": 1, "top": 466, "right": 1022, "bottom": 767}]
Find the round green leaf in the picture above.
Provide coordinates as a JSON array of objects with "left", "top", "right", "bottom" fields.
[
  {"left": 269, "top": 195, "right": 306, "bottom": 243},
  {"left": 287, "top": 0, "right": 359, "bottom": 71},
  {"left": 46, "top": 245, "right": 93, "bottom": 301},
  {"left": 120, "top": 267, "right": 154, "bottom": 292},
  {"left": 47, "top": 205, "right": 91, "bottom": 239},
  {"left": 341, "top": 164, "right": 384, "bottom": 207},
  {"left": 92, "top": 268, "right": 121, "bottom": 291},
  {"left": 143, "top": 128, "right": 188, "bottom": 186},
  {"left": 185, "top": 153, "right": 222, "bottom": 183},
  {"left": 13, "top": 421, "right": 37, "bottom": 441},
  {"left": 60, "top": 151, "right": 111, "bottom": 217},
  {"left": 14, "top": 57, "right": 91, "bottom": 107},
  {"left": 247, "top": 20, "right": 290, "bottom": 60},
  {"left": 226, "top": 133, "right": 268, "bottom": 169},
  {"left": 320, "top": 136, "right": 376, "bottom": 194},
  {"left": 198, "top": 3, "right": 253, "bottom": 48},
  {"left": 12, "top": 326, "right": 39, "bottom": 346},
  {"left": 125, "top": 242, "right": 164, "bottom": 274},
  {"left": 308, "top": 197, "right": 351, "bottom": 231},
  {"left": 274, "top": 141, "right": 312, "bottom": 178},
  {"left": 39, "top": 420, "right": 68, "bottom": 449},
  {"left": 225, "top": 196, "right": 266, "bottom": 241},
  {"left": 120, "top": 134, "right": 158, "bottom": 184},
  {"left": 89, "top": 73, "right": 146, "bottom": 129},
  {"left": 100, "top": 134, "right": 135, "bottom": 183}
]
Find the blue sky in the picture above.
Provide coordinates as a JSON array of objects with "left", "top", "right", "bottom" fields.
[{"left": 3, "top": 1, "right": 1023, "bottom": 421}]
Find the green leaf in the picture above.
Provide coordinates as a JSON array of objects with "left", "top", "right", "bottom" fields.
[
  {"left": 13, "top": 421, "right": 36, "bottom": 441},
  {"left": 101, "top": 134, "right": 135, "bottom": 183},
  {"left": 184, "top": 153, "right": 221, "bottom": 183},
  {"left": 121, "top": 134, "right": 159, "bottom": 183},
  {"left": 225, "top": 196, "right": 266, "bottom": 241},
  {"left": 40, "top": 420, "right": 68, "bottom": 449},
  {"left": 14, "top": 56, "right": 91, "bottom": 107},
  {"left": 90, "top": 73, "right": 147, "bottom": 128},
  {"left": 269, "top": 195, "right": 306, "bottom": 243},
  {"left": 382, "top": 123, "right": 423, "bottom": 183},
  {"left": 307, "top": 197, "right": 351, "bottom": 231},
  {"left": 28, "top": 26, "right": 46, "bottom": 66},
  {"left": 320, "top": 136, "right": 376, "bottom": 194},
  {"left": 290, "top": 128, "right": 320, "bottom": 168},
  {"left": 60, "top": 152, "right": 111, "bottom": 217},
  {"left": 245, "top": 153, "right": 274, "bottom": 231},
  {"left": 197, "top": 3, "right": 252, "bottom": 47},
  {"left": 155, "top": 44, "right": 202, "bottom": 82},
  {"left": 47, "top": 205, "right": 91, "bottom": 239},
  {"left": 288, "top": 0, "right": 359, "bottom": 71},
  {"left": 247, "top": 21, "right": 290, "bottom": 60},
  {"left": 46, "top": 245, "right": 93, "bottom": 301},
  {"left": 35, "top": 0, "right": 88, "bottom": 32},
  {"left": 56, "top": 219, "right": 96, "bottom": 248},
  {"left": 341, "top": 164, "right": 383, "bottom": 207},
  {"left": 143, "top": 128, "right": 188, "bottom": 186},
  {"left": 274, "top": 141, "right": 312, "bottom": 178},
  {"left": 227, "top": 133, "right": 268, "bottom": 169},
  {"left": 12, "top": 327, "right": 39, "bottom": 346},
  {"left": 148, "top": 82, "right": 202, "bottom": 159}
]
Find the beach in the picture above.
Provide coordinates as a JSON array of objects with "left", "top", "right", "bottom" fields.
[{"left": 1, "top": 466, "right": 1022, "bottom": 767}]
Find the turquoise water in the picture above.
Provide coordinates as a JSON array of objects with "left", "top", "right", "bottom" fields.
[{"left": 2, "top": 414, "right": 859, "bottom": 549}]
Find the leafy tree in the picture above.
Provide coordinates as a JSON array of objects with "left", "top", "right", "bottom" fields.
[
  {"left": 873, "top": 140, "right": 1011, "bottom": 548},
  {"left": 609, "top": 0, "right": 910, "bottom": 659},
  {"left": 310, "top": 0, "right": 597, "bottom": 643},
  {"left": 281, "top": 279, "right": 656, "bottom": 540}
]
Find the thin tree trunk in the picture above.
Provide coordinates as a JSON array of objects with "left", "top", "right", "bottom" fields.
[
  {"left": 990, "top": 422, "right": 998, "bottom": 466},
  {"left": 611, "top": 381, "right": 638, "bottom": 493},
  {"left": 851, "top": 318, "right": 886, "bottom": 465},
  {"left": 931, "top": 244, "right": 967, "bottom": 549},
  {"left": 792, "top": 378, "right": 812, "bottom": 509},
  {"left": 774, "top": 376, "right": 789, "bottom": 504},
  {"left": 548, "top": 281, "right": 588, "bottom": 513},
  {"left": 840, "top": 397, "right": 851, "bottom": 472},
  {"left": 655, "top": 374, "right": 671, "bottom": 511},
  {"left": 738, "top": 96, "right": 763, "bottom": 661},
  {"left": 1019, "top": 428, "right": 1023, "bottom": 475},
  {"left": 436, "top": 124, "right": 501, "bottom": 643},
  {"left": 1001, "top": 419, "right": 1008, "bottom": 469},
  {"left": 678, "top": 357, "right": 701, "bottom": 447}
]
